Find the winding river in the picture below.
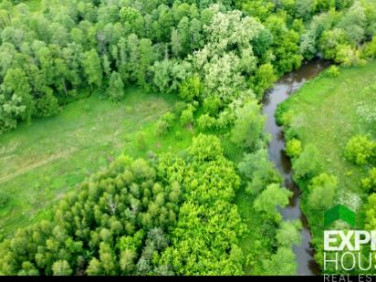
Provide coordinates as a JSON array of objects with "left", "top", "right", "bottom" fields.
[{"left": 262, "top": 60, "right": 329, "bottom": 275}]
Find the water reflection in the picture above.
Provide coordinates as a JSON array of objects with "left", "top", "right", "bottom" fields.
[{"left": 262, "top": 59, "right": 329, "bottom": 275}]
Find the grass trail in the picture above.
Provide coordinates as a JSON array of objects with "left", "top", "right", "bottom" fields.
[{"left": 0, "top": 88, "right": 180, "bottom": 236}]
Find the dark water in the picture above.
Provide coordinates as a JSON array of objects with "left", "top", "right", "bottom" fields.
[{"left": 262, "top": 60, "right": 329, "bottom": 275}]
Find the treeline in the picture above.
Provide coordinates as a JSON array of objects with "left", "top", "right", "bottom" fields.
[
  {"left": 0, "top": 135, "right": 238, "bottom": 275},
  {"left": 1, "top": 0, "right": 375, "bottom": 135},
  {"left": 239, "top": 0, "right": 376, "bottom": 65},
  {"left": 0, "top": 153, "right": 181, "bottom": 275}
]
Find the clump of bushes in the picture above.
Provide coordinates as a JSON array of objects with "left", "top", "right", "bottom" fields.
[
  {"left": 344, "top": 135, "right": 376, "bottom": 165},
  {"left": 326, "top": 66, "right": 340, "bottom": 78},
  {"left": 155, "top": 112, "right": 176, "bottom": 137},
  {"left": 197, "top": 114, "right": 216, "bottom": 131},
  {"left": 180, "top": 104, "right": 196, "bottom": 126},
  {"left": 285, "top": 138, "right": 302, "bottom": 158},
  {"left": 362, "top": 167, "right": 376, "bottom": 193}
]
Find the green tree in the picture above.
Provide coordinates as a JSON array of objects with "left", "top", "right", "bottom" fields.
[
  {"left": 35, "top": 88, "right": 60, "bottom": 118},
  {"left": 231, "top": 100, "right": 266, "bottom": 151},
  {"left": 52, "top": 260, "right": 73, "bottom": 276},
  {"left": 138, "top": 38, "right": 154, "bottom": 87},
  {"left": 285, "top": 138, "right": 303, "bottom": 158},
  {"left": 292, "top": 144, "right": 320, "bottom": 182},
  {"left": 365, "top": 193, "right": 376, "bottom": 231},
  {"left": 179, "top": 74, "right": 201, "bottom": 102},
  {"left": 82, "top": 49, "right": 103, "bottom": 88},
  {"left": 106, "top": 71, "right": 124, "bottom": 101},
  {"left": 238, "top": 149, "right": 282, "bottom": 195},
  {"left": 345, "top": 135, "right": 375, "bottom": 165},
  {"left": 263, "top": 247, "right": 297, "bottom": 275},
  {"left": 308, "top": 173, "right": 338, "bottom": 211},
  {"left": 362, "top": 168, "right": 376, "bottom": 193},
  {"left": 250, "top": 63, "right": 277, "bottom": 99},
  {"left": 2, "top": 68, "right": 34, "bottom": 123},
  {"left": 197, "top": 114, "right": 216, "bottom": 131},
  {"left": 86, "top": 258, "right": 102, "bottom": 276},
  {"left": 276, "top": 220, "right": 302, "bottom": 248},
  {"left": 253, "top": 183, "right": 292, "bottom": 222}
]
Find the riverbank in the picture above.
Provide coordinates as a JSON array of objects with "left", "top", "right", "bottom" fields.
[
  {"left": 277, "top": 60, "right": 376, "bottom": 272},
  {"left": 264, "top": 60, "right": 328, "bottom": 275}
]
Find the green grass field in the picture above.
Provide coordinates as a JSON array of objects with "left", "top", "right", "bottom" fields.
[
  {"left": 279, "top": 61, "right": 376, "bottom": 196},
  {"left": 278, "top": 61, "right": 376, "bottom": 252},
  {"left": 0, "top": 88, "right": 188, "bottom": 237}
]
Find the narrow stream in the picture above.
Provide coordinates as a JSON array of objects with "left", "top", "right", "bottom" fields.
[{"left": 262, "top": 60, "right": 329, "bottom": 275}]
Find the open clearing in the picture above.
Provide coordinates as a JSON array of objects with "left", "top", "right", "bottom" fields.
[
  {"left": 0, "top": 88, "right": 181, "bottom": 236},
  {"left": 280, "top": 61, "right": 376, "bottom": 194}
]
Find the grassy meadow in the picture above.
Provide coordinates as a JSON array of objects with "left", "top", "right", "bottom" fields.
[
  {"left": 0, "top": 88, "right": 190, "bottom": 236},
  {"left": 277, "top": 60, "right": 376, "bottom": 249},
  {"left": 279, "top": 60, "right": 376, "bottom": 195}
]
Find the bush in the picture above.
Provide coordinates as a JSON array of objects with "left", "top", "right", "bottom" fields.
[
  {"left": 361, "top": 167, "right": 376, "bottom": 193},
  {"left": 173, "top": 102, "right": 187, "bottom": 116},
  {"left": 292, "top": 144, "right": 320, "bottom": 182},
  {"left": 275, "top": 105, "right": 294, "bottom": 127},
  {"left": 161, "top": 112, "right": 176, "bottom": 125},
  {"left": 155, "top": 112, "right": 175, "bottom": 137},
  {"left": 326, "top": 66, "right": 340, "bottom": 78},
  {"left": 203, "top": 97, "right": 221, "bottom": 116},
  {"left": 197, "top": 114, "right": 216, "bottom": 131},
  {"left": 155, "top": 120, "right": 169, "bottom": 137},
  {"left": 308, "top": 173, "right": 338, "bottom": 211},
  {"left": 345, "top": 135, "right": 376, "bottom": 165},
  {"left": 180, "top": 108, "right": 194, "bottom": 126},
  {"left": 285, "top": 138, "right": 302, "bottom": 158},
  {"left": 179, "top": 74, "right": 201, "bottom": 102}
]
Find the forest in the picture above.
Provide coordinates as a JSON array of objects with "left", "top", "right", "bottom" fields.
[{"left": 0, "top": 0, "right": 375, "bottom": 276}]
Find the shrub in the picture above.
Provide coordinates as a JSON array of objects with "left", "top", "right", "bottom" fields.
[
  {"left": 180, "top": 108, "right": 194, "bottom": 126},
  {"left": 161, "top": 112, "right": 176, "bottom": 125},
  {"left": 326, "top": 66, "right": 340, "bottom": 78},
  {"left": 173, "top": 102, "right": 187, "bottom": 116},
  {"left": 155, "top": 120, "right": 169, "bottom": 137},
  {"left": 292, "top": 144, "right": 320, "bottom": 182},
  {"left": 203, "top": 97, "right": 221, "bottom": 116},
  {"left": 285, "top": 138, "right": 302, "bottom": 158},
  {"left": 197, "top": 114, "right": 216, "bottom": 131},
  {"left": 155, "top": 112, "right": 175, "bottom": 137},
  {"left": 361, "top": 167, "right": 376, "bottom": 193},
  {"left": 345, "top": 135, "right": 376, "bottom": 165},
  {"left": 308, "top": 173, "right": 338, "bottom": 211}
]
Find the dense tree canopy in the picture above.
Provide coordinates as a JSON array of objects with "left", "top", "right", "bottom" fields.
[
  {"left": 0, "top": 0, "right": 374, "bottom": 135},
  {"left": 1, "top": 0, "right": 376, "bottom": 277}
]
